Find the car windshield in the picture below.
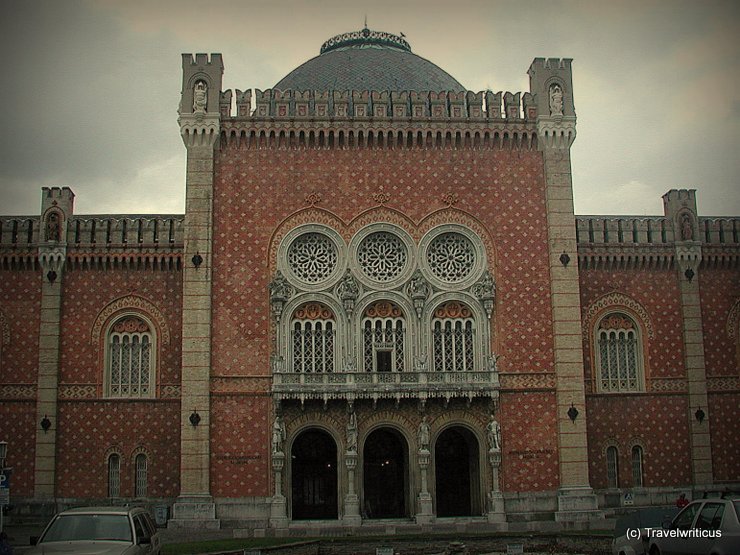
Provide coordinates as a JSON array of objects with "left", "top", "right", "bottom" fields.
[{"left": 42, "top": 514, "right": 132, "bottom": 542}]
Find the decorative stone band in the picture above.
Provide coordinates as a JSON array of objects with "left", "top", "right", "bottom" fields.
[
  {"left": 498, "top": 372, "right": 556, "bottom": 390},
  {"left": 0, "top": 384, "right": 36, "bottom": 400},
  {"left": 707, "top": 376, "right": 740, "bottom": 392},
  {"left": 178, "top": 113, "right": 220, "bottom": 148},
  {"left": 535, "top": 117, "right": 576, "bottom": 149}
]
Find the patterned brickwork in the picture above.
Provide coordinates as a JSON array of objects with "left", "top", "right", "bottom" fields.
[
  {"left": 59, "top": 268, "right": 182, "bottom": 390},
  {"left": 586, "top": 395, "right": 691, "bottom": 489},
  {"left": 56, "top": 401, "right": 180, "bottom": 498},
  {"left": 499, "top": 392, "right": 559, "bottom": 492},
  {"left": 210, "top": 395, "right": 270, "bottom": 497},
  {"left": 708, "top": 393, "right": 740, "bottom": 482},
  {"left": 0, "top": 269, "right": 41, "bottom": 383},
  {"left": 0, "top": 401, "right": 36, "bottom": 497},
  {"left": 700, "top": 268, "right": 740, "bottom": 376},
  {"left": 579, "top": 268, "right": 684, "bottom": 383},
  {"left": 212, "top": 146, "right": 554, "bottom": 382}
]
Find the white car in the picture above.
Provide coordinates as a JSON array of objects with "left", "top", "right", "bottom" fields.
[
  {"left": 612, "top": 507, "right": 679, "bottom": 555},
  {"left": 29, "top": 506, "right": 161, "bottom": 554}
]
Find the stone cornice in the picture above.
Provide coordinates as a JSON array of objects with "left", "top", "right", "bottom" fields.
[
  {"left": 536, "top": 116, "right": 576, "bottom": 149},
  {"left": 179, "top": 112, "right": 220, "bottom": 148}
]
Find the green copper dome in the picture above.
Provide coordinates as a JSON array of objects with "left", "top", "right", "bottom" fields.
[{"left": 274, "top": 28, "right": 465, "bottom": 92}]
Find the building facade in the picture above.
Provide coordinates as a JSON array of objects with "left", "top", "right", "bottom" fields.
[{"left": 1, "top": 29, "right": 738, "bottom": 531}]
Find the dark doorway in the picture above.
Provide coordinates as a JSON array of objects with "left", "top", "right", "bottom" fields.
[
  {"left": 363, "top": 428, "right": 408, "bottom": 518},
  {"left": 291, "top": 429, "right": 338, "bottom": 520},
  {"left": 435, "top": 426, "right": 480, "bottom": 517}
]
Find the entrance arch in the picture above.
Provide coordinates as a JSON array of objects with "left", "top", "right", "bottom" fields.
[
  {"left": 291, "top": 428, "right": 338, "bottom": 520},
  {"left": 434, "top": 426, "right": 481, "bottom": 517},
  {"left": 363, "top": 427, "right": 408, "bottom": 518}
]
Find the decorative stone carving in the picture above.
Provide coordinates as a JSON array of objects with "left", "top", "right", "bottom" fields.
[
  {"left": 336, "top": 269, "right": 360, "bottom": 315},
  {"left": 288, "top": 232, "right": 338, "bottom": 284},
  {"left": 418, "top": 416, "right": 430, "bottom": 451},
  {"left": 268, "top": 270, "right": 293, "bottom": 318},
  {"left": 427, "top": 232, "right": 475, "bottom": 283},
  {"left": 549, "top": 83, "right": 563, "bottom": 116},
  {"left": 486, "top": 415, "right": 501, "bottom": 452},
  {"left": 346, "top": 409, "right": 358, "bottom": 453},
  {"left": 472, "top": 269, "right": 496, "bottom": 317},
  {"left": 193, "top": 81, "right": 207, "bottom": 114},
  {"left": 358, "top": 231, "right": 407, "bottom": 282},
  {"left": 680, "top": 212, "right": 694, "bottom": 241},
  {"left": 45, "top": 211, "right": 62, "bottom": 242},
  {"left": 406, "top": 269, "right": 430, "bottom": 318}
]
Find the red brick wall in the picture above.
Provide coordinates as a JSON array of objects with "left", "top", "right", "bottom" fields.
[
  {"left": 500, "top": 391, "right": 559, "bottom": 491},
  {"left": 708, "top": 393, "right": 740, "bottom": 482},
  {"left": 0, "top": 401, "right": 36, "bottom": 497},
  {"left": 700, "top": 268, "right": 739, "bottom": 376},
  {"left": 586, "top": 395, "right": 691, "bottom": 488},
  {"left": 56, "top": 400, "right": 180, "bottom": 498}
]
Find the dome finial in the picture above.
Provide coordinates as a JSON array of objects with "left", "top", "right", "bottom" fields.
[{"left": 364, "top": 14, "right": 367, "bottom": 29}]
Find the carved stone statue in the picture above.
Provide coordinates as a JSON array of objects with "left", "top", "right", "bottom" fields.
[
  {"left": 193, "top": 81, "right": 207, "bottom": 114},
  {"left": 268, "top": 271, "right": 293, "bottom": 302},
  {"left": 681, "top": 213, "right": 694, "bottom": 241},
  {"left": 45, "top": 212, "right": 61, "bottom": 242},
  {"left": 418, "top": 416, "right": 430, "bottom": 451},
  {"left": 346, "top": 410, "right": 358, "bottom": 453},
  {"left": 407, "top": 269, "right": 430, "bottom": 299},
  {"left": 472, "top": 270, "right": 496, "bottom": 302},
  {"left": 271, "top": 415, "right": 286, "bottom": 455},
  {"left": 549, "top": 83, "right": 563, "bottom": 116},
  {"left": 486, "top": 416, "right": 501, "bottom": 452},
  {"left": 337, "top": 269, "right": 359, "bottom": 301}
]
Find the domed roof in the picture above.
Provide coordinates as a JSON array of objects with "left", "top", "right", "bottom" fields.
[{"left": 274, "top": 28, "right": 465, "bottom": 92}]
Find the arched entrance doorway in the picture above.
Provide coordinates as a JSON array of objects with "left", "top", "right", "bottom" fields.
[
  {"left": 291, "top": 428, "right": 338, "bottom": 520},
  {"left": 363, "top": 427, "right": 408, "bottom": 518},
  {"left": 434, "top": 426, "right": 481, "bottom": 517}
]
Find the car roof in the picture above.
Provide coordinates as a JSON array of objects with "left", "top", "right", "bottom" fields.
[{"left": 56, "top": 506, "right": 144, "bottom": 515}]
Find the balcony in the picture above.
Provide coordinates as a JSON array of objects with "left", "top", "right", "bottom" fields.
[{"left": 272, "top": 366, "right": 500, "bottom": 405}]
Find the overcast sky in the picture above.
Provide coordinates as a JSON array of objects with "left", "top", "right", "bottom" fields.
[{"left": 1, "top": 0, "right": 738, "bottom": 217}]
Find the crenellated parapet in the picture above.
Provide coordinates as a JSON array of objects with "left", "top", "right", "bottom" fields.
[{"left": 576, "top": 214, "right": 740, "bottom": 268}]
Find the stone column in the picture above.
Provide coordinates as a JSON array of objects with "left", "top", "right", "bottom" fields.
[
  {"left": 269, "top": 452, "right": 288, "bottom": 528},
  {"left": 415, "top": 448, "right": 434, "bottom": 524},
  {"left": 663, "top": 189, "right": 713, "bottom": 486},
  {"left": 170, "top": 53, "right": 223, "bottom": 530},
  {"left": 343, "top": 452, "right": 361, "bottom": 526},
  {"left": 34, "top": 187, "right": 74, "bottom": 499},
  {"left": 529, "top": 58, "right": 601, "bottom": 525},
  {"left": 486, "top": 448, "right": 506, "bottom": 526}
]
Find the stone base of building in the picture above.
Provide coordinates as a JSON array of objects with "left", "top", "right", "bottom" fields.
[
  {"left": 168, "top": 496, "right": 221, "bottom": 530},
  {"left": 554, "top": 487, "right": 604, "bottom": 529}
]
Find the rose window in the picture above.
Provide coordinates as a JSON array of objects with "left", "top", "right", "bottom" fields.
[
  {"left": 427, "top": 233, "right": 475, "bottom": 282},
  {"left": 357, "top": 232, "right": 407, "bottom": 282},
  {"left": 288, "top": 233, "right": 338, "bottom": 283}
]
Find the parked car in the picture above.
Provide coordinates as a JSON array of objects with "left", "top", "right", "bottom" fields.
[
  {"left": 28, "top": 506, "right": 161, "bottom": 554},
  {"left": 612, "top": 507, "right": 679, "bottom": 555},
  {"left": 647, "top": 498, "right": 740, "bottom": 555}
]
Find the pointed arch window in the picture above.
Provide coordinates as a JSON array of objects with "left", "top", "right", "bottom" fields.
[
  {"left": 105, "top": 316, "right": 154, "bottom": 398},
  {"left": 596, "top": 313, "right": 644, "bottom": 392},
  {"left": 433, "top": 301, "right": 475, "bottom": 372},
  {"left": 606, "top": 446, "right": 619, "bottom": 489},
  {"left": 134, "top": 453, "right": 148, "bottom": 498},
  {"left": 291, "top": 303, "right": 335, "bottom": 373},
  {"left": 362, "top": 301, "right": 405, "bottom": 372},
  {"left": 108, "top": 453, "right": 121, "bottom": 497},
  {"left": 631, "top": 445, "right": 644, "bottom": 487}
]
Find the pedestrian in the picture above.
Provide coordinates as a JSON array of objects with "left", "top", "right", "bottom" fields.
[{"left": 676, "top": 493, "right": 689, "bottom": 508}]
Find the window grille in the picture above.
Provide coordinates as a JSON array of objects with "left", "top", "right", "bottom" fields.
[
  {"left": 107, "top": 316, "right": 152, "bottom": 398},
  {"left": 291, "top": 303, "right": 335, "bottom": 373},
  {"left": 108, "top": 453, "right": 121, "bottom": 497},
  {"left": 135, "top": 454, "right": 147, "bottom": 497},
  {"left": 362, "top": 301, "right": 405, "bottom": 372},
  {"left": 606, "top": 446, "right": 619, "bottom": 488},
  {"left": 426, "top": 232, "right": 475, "bottom": 283},
  {"left": 596, "top": 313, "right": 643, "bottom": 392},
  {"left": 432, "top": 302, "right": 475, "bottom": 372},
  {"left": 631, "top": 446, "right": 644, "bottom": 487},
  {"left": 357, "top": 232, "right": 407, "bottom": 282},
  {"left": 288, "top": 232, "right": 337, "bottom": 284}
]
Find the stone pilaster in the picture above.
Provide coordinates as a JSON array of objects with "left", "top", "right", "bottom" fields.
[
  {"left": 529, "top": 58, "right": 601, "bottom": 526},
  {"left": 415, "top": 448, "right": 434, "bottom": 524},
  {"left": 169, "top": 53, "right": 223, "bottom": 530},
  {"left": 663, "top": 189, "right": 713, "bottom": 486},
  {"left": 343, "top": 452, "right": 361, "bottom": 526},
  {"left": 34, "top": 187, "right": 74, "bottom": 498}
]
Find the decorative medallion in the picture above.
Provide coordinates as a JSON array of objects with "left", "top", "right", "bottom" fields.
[
  {"left": 434, "top": 301, "right": 472, "bottom": 319},
  {"left": 357, "top": 232, "right": 407, "bottom": 282},
  {"left": 364, "top": 300, "right": 402, "bottom": 318},
  {"left": 287, "top": 232, "right": 338, "bottom": 283},
  {"left": 293, "top": 302, "right": 334, "bottom": 320},
  {"left": 426, "top": 232, "right": 475, "bottom": 282}
]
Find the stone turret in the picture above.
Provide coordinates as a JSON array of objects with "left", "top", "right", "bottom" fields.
[{"left": 528, "top": 58, "right": 576, "bottom": 149}]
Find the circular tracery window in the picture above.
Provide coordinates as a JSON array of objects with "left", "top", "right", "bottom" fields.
[
  {"left": 426, "top": 232, "right": 475, "bottom": 283},
  {"left": 287, "top": 233, "right": 338, "bottom": 283},
  {"left": 357, "top": 232, "right": 407, "bottom": 282}
]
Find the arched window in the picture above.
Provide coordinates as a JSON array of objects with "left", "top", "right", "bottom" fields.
[
  {"left": 362, "top": 301, "right": 405, "bottom": 372},
  {"left": 108, "top": 453, "right": 121, "bottom": 497},
  {"left": 291, "top": 303, "right": 335, "bottom": 373},
  {"left": 631, "top": 445, "right": 644, "bottom": 487},
  {"left": 134, "top": 454, "right": 148, "bottom": 498},
  {"left": 433, "top": 301, "right": 475, "bottom": 372},
  {"left": 606, "top": 446, "right": 619, "bottom": 488},
  {"left": 596, "top": 313, "right": 644, "bottom": 392},
  {"left": 106, "top": 315, "right": 154, "bottom": 398}
]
